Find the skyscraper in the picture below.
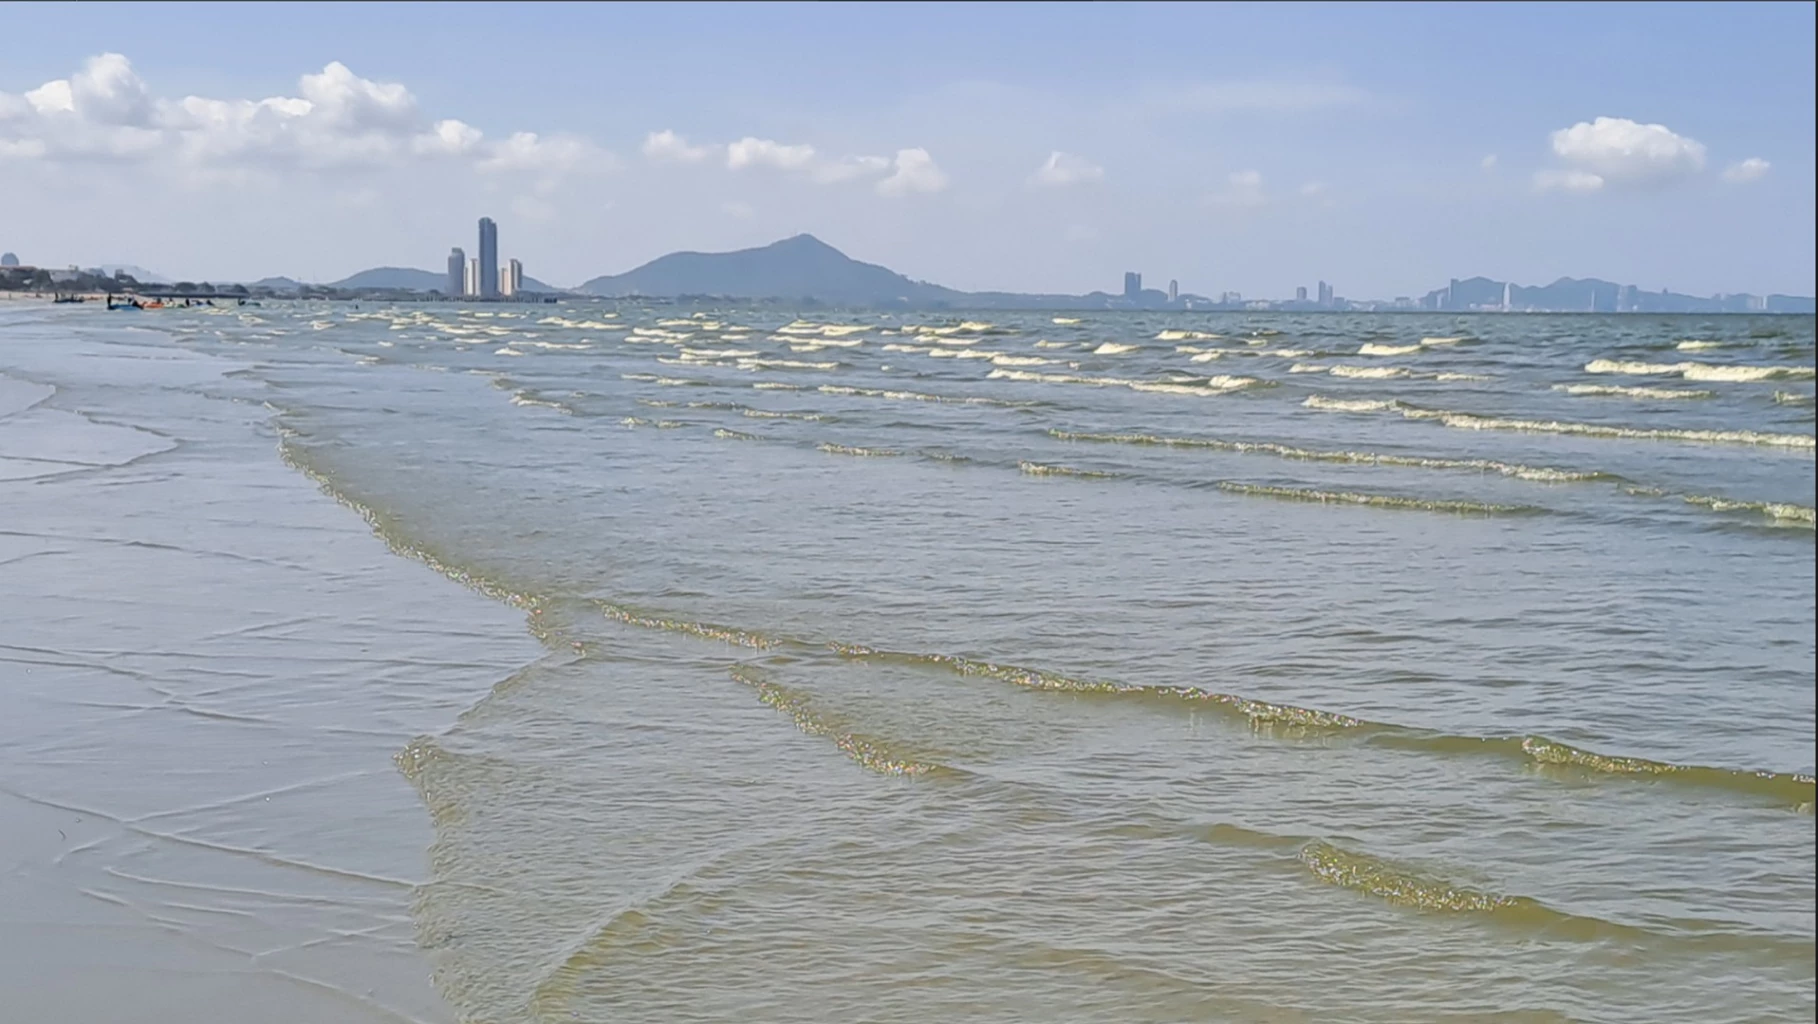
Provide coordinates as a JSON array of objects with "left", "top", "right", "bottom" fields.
[
  {"left": 1123, "top": 272, "right": 1141, "bottom": 299},
  {"left": 465, "top": 258, "right": 480, "bottom": 298},
  {"left": 478, "top": 217, "right": 499, "bottom": 299},
  {"left": 1168, "top": 279, "right": 1179, "bottom": 302},
  {"left": 501, "top": 258, "right": 523, "bottom": 297},
  {"left": 1296, "top": 286, "right": 1308, "bottom": 302},
  {"left": 447, "top": 247, "right": 466, "bottom": 297},
  {"left": 1317, "top": 281, "right": 1333, "bottom": 307}
]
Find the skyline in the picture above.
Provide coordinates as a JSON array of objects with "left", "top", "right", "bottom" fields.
[{"left": 0, "top": 2, "right": 1812, "bottom": 297}]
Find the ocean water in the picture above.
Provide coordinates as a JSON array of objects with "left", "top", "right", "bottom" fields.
[{"left": 3, "top": 303, "right": 1813, "bottom": 1022}]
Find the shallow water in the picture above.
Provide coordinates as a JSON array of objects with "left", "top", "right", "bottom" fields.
[{"left": 3, "top": 304, "right": 1813, "bottom": 1022}]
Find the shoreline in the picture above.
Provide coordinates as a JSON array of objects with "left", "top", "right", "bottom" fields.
[{"left": 0, "top": 308, "right": 543, "bottom": 1022}]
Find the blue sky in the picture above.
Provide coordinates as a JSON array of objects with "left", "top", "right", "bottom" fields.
[{"left": 1, "top": 1, "right": 1811, "bottom": 296}]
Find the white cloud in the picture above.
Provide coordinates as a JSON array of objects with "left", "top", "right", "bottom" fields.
[
  {"left": 1207, "top": 169, "right": 1267, "bottom": 208},
  {"left": 726, "top": 136, "right": 817, "bottom": 171},
  {"left": 1030, "top": 150, "right": 1104, "bottom": 186},
  {"left": 1481, "top": 154, "right": 1498, "bottom": 170},
  {"left": 478, "top": 131, "right": 609, "bottom": 174},
  {"left": 1721, "top": 157, "right": 1770, "bottom": 184},
  {"left": 0, "top": 52, "right": 612, "bottom": 177},
  {"left": 720, "top": 135, "right": 932, "bottom": 193},
  {"left": 1546, "top": 116, "right": 1706, "bottom": 187},
  {"left": 1299, "top": 181, "right": 1327, "bottom": 196},
  {"left": 642, "top": 129, "right": 713, "bottom": 163},
  {"left": 1533, "top": 169, "right": 1606, "bottom": 193},
  {"left": 875, "top": 148, "right": 948, "bottom": 197},
  {"left": 414, "top": 118, "right": 483, "bottom": 157}
]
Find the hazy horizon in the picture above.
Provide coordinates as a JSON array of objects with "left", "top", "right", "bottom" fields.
[{"left": 1, "top": 2, "right": 1813, "bottom": 297}]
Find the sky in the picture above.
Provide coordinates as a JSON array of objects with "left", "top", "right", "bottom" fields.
[{"left": 0, "top": 1, "right": 1812, "bottom": 297}]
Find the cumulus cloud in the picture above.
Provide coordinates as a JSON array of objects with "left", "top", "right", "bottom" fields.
[
  {"left": 1206, "top": 169, "right": 1267, "bottom": 208},
  {"left": 1030, "top": 150, "right": 1104, "bottom": 186},
  {"left": 1545, "top": 116, "right": 1706, "bottom": 189},
  {"left": 726, "top": 136, "right": 817, "bottom": 172},
  {"left": 1721, "top": 157, "right": 1770, "bottom": 184},
  {"left": 0, "top": 52, "right": 611, "bottom": 176},
  {"left": 478, "top": 131, "right": 609, "bottom": 174},
  {"left": 641, "top": 129, "right": 713, "bottom": 163},
  {"left": 875, "top": 148, "right": 948, "bottom": 197},
  {"left": 719, "top": 135, "right": 937, "bottom": 193}
]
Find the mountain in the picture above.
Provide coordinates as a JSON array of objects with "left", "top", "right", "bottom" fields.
[
  {"left": 246, "top": 276, "right": 304, "bottom": 292},
  {"left": 329, "top": 266, "right": 560, "bottom": 292},
  {"left": 578, "top": 234, "right": 963, "bottom": 305}
]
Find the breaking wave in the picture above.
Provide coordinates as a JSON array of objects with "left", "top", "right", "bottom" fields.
[
  {"left": 1585, "top": 358, "right": 1816, "bottom": 382},
  {"left": 1215, "top": 482, "right": 1540, "bottom": 515},
  {"left": 1554, "top": 384, "right": 1714, "bottom": 400},
  {"left": 1303, "top": 395, "right": 1817, "bottom": 449},
  {"left": 1048, "top": 429, "right": 1609, "bottom": 482}
]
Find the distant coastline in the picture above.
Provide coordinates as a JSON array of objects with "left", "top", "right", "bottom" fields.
[{"left": 4, "top": 235, "right": 1813, "bottom": 313}]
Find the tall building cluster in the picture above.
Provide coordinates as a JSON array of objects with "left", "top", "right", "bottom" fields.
[{"left": 446, "top": 217, "right": 526, "bottom": 300}]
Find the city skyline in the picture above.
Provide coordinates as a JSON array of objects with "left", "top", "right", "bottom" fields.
[{"left": 0, "top": 3, "right": 1810, "bottom": 298}]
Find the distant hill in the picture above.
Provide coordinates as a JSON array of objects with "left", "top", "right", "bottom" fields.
[
  {"left": 578, "top": 234, "right": 965, "bottom": 305},
  {"left": 246, "top": 276, "right": 304, "bottom": 292},
  {"left": 330, "top": 266, "right": 559, "bottom": 293}
]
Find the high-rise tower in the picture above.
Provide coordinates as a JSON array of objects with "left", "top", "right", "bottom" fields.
[
  {"left": 447, "top": 247, "right": 466, "bottom": 297},
  {"left": 478, "top": 217, "right": 499, "bottom": 299}
]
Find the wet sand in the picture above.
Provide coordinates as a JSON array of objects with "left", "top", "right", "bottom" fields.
[{"left": 0, "top": 311, "right": 540, "bottom": 1021}]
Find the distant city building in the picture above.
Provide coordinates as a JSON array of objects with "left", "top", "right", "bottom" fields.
[
  {"left": 1168, "top": 279, "right": 1178, "bottom": 302},
  {"left": 478, "top": 217, "right": 499, "bottom": 299},
  {"left": 1317, "top": 280, "right": 1333, "bottom": 307},
  {"left": 1296, "top": 285, "right": 1308, "bottom": 302},
  {"left": 500, "top": 258, "right": 523, "bottom": 297},
  {"left": 1123, "top": 271, "right": 1141, "bottom": 299},
  {"left": 447, "top": 247, "right": 466, "bottom": 297},
  {"left": 0, "top": 252, "right": 17, "bottom": 268},
  {"left": 1221, "top": 291, "right": 1241, "bottom": 304},
  {"left": 464, "top": 257, "right": 480, "bottom": 298}
]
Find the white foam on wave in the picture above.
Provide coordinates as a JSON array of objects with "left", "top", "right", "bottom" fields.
[
  {"left": 1303, "top": 394, "right": 1816, "bottom": 449},
  {"left": 1052, "top": 317, "right": 1082, "bottom": 325},
  {"left": 1420, "top": 337, "right": 1464, "bottom": 346},
  {"left": 1585, "top": 358, "right": 1816, "bottom": 382},
  {"left": 1155, "top": 330, "right": 1223, "bottom": 341},
  {"left": 988, "top": 367, "right": 1264, "bottom": 396},
  {"left": 1329, "top": 365, "right": 1409, "bottom": 379},
  {"left": 1554, "top": 383, "right": 1713, "bottom": 400},
  {"left": 1034, "top": 340, "right": 1072, "bottom": 349},
  {"left": 1680, "top": 493, "right": 1816, "bottom": 527},
  {"left": 1289, "top": 363, "right": 1330, "bottom": 373},
  {"left": 1359, "top": 343, "right": 1421, "bottom": 356},
  {"left": 991, "top": 354, "right": 1052, "bottom": 366},
  {"left": 1093, "top": 342, "right": 1140, "bottom": 355}
]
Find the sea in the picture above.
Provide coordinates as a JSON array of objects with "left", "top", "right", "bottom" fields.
[{"left": 1, "top": 302, "right": 1813, "bottom": 1023}]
